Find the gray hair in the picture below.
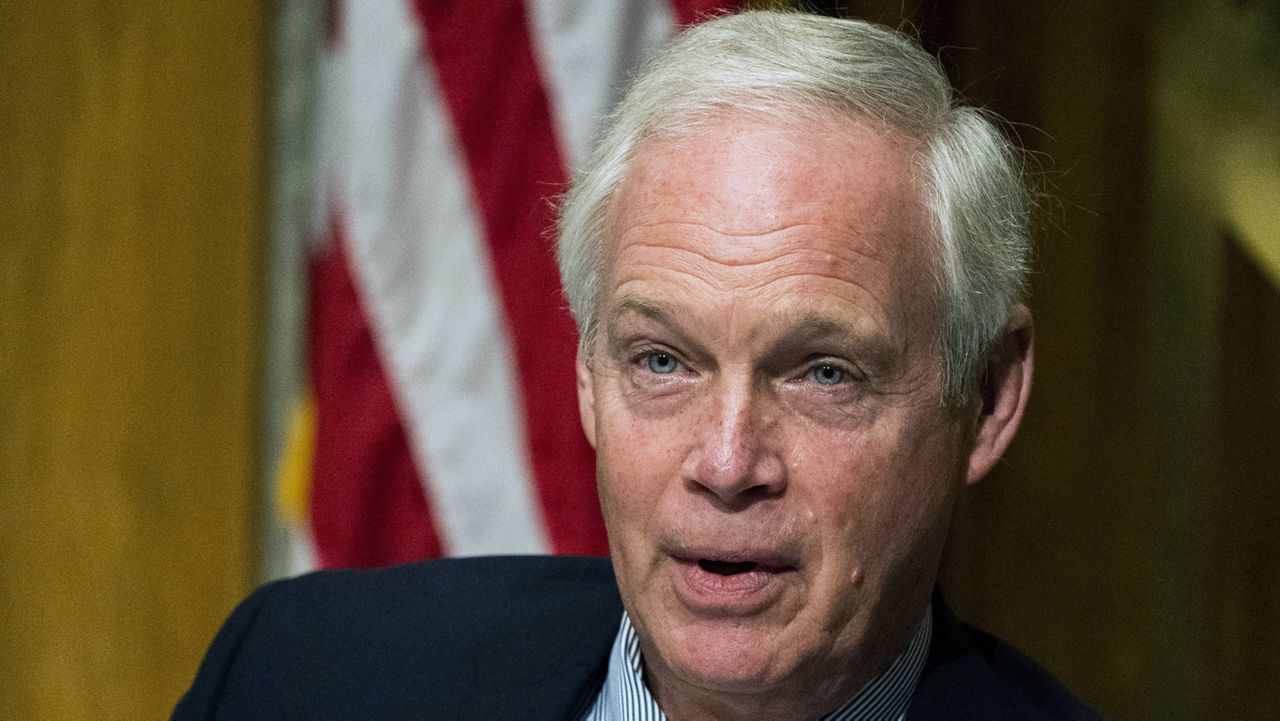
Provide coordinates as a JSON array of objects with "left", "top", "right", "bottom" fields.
[{"left": 556, "top": 10, "right": 1031, "bottom": 407}]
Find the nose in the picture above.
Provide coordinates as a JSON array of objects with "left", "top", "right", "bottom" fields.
[{"left": 681, "top": 380, "right": 786, "bottom": 507}]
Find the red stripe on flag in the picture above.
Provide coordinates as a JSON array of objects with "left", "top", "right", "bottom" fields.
[
  {"left": 412, "top": 0, "right": 607, "bottom": 556},
  {"left": 309, "top": 213, "right": 444, "bottom": 567},
  {"left": 670, "top": 0, "right": 738, "bottom": 27}
]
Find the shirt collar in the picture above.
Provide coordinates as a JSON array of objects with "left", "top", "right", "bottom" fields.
[{"left": 584, "top": 608, "right": 933, "bottom": 721}]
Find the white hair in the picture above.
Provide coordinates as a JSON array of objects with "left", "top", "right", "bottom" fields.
[{"left": 556, "top": 10, "right": 1031, "bottom": 407}]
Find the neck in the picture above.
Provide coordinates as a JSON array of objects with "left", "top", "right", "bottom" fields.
[
  {"left": 642, "top": 643, "right": 887, "bottom": 721},
  {"left": 649, "top": 682, "right": 860, "bottom": 721},
  {"left": 640, "top": 606, "right": 933, "bottom": 721}
]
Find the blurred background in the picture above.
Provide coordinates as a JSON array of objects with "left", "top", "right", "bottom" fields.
[{"left": 2, "top": 1, "right": 1277, "bottom": 719}]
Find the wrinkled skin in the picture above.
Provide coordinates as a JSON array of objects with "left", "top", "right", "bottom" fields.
[{"left": 576, "top": 114, "right": 1033, "bottom": 721}]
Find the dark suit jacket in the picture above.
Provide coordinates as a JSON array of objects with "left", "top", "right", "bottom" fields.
[{"left": 173, "top": 556, "right": 1099, "bottom": 720}]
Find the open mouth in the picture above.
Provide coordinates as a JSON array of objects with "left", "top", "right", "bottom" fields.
[
  {"left": 676, "top": 554, "right": 794, "bottom": 608},
  {"left": 698, "top": 559, "right": 759, "bottom": 576}
]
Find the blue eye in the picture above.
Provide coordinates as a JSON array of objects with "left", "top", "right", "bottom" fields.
[
  {"left": 811, "top": 364, "right": 845, "bottom": 385},
  {"left": 645, "top": 352, "right": 679, "bottom": 374}
]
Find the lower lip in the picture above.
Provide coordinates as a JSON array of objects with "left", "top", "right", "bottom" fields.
[{"left": 670, "top": 558, "right": 794, "bottom": 615}]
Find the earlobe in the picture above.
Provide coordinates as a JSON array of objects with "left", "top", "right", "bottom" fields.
[
  {"left": 965, "top": 305, "right": 1034, "bottom": 484},
  {"left": 576, "top": 346, "right": 598, "bottom": 449}
]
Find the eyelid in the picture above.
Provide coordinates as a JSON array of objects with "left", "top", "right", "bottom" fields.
[
  {"left": 797, "top": 356, "right": 863, "bottom": 382},
  {"left": 630, "top": 344, "right": 689, "bottom": 371}
]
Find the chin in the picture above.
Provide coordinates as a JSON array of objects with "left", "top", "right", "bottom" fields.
[{"left": 660, "top": 620, "right": 795, "bottom": 692}]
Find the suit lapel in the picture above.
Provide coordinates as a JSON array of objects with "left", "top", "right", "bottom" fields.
[{"left": 463, "top": 582, "right": 621, "bottom": 720}]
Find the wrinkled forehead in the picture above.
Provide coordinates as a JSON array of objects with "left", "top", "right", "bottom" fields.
[{"left": 600, "top": 112, "right": 937, "bottom": 306}]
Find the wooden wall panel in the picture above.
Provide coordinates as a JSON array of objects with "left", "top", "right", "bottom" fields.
[
  {"left": 928, "top": 2, "right": 1280, "bottom": 718},
  {"left": 0, "top": 3, "right": 266, "bottom": 719},
  {"left": 1219, "top": 237, "right": 1280, "bottom": 718}
]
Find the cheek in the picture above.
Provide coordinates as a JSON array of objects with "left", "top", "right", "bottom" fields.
[
  {"left": 788, "top": 418, "right": 959, "bottom": 557},
  {"left": 594, "top": 395, "right": 690, "bottom": 532}
]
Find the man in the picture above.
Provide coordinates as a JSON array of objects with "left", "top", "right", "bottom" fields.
[{"left": 175, "top": 11, "right": 1097, "bottom": 720}]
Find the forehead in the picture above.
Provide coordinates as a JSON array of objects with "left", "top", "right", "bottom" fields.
[
  {"left": 601, "top": 113, "right": 935, "bottom": 335},
  {"left": 611, "top": 113, "right": 924, "bottom": 244}
]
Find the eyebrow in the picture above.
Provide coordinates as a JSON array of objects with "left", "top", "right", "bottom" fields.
[
  {"left": 606, "top": 295, "right": 681, "bottom": 329},
  {"left": 603, "top": 295, "right": 699, "bottom": 351},
  {"left": 772, "top": 315, "right": 882, "bottom": 349},
  {"left": 762, "top": 314, "right": 900, "bottom": 373}
]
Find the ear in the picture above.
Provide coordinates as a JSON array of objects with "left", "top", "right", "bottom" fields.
[
  {"left": 576, "top": 345, "right": 598, "bottom": 449},
  {"left": 965, "top": 304, "right": 1034, "bottom": 484}
]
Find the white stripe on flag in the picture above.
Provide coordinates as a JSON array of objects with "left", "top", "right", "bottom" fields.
[
  {"left": 340, "top": 0, "right": 549, "bottom": 556},
  {"left": 313, "top": 27, "right": 345, "bottom": 252},
  {"left": 526, "top": 0, "right": 676, "bottom": 170}
]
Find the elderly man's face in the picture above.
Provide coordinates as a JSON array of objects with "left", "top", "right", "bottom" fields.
[{"left": 577, "top": 115, "right": 996, "bottom": 714}]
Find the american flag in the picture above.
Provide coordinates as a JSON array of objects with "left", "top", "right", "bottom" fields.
[{"left": 278, "top": 0, "right": 738, "bottom": 571}]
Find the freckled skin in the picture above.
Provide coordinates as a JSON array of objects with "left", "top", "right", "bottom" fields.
[{"left": 575, "top": 115, "right": 1030, "bottom": 721}]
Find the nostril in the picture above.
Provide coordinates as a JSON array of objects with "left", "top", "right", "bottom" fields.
[{"left": 698, "top": 559, "right": 758, "bottom": 575}]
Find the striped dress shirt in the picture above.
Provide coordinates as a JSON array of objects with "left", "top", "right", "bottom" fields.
[{"left": 581, "top": 610, "right": 932, "bottom": 721}]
